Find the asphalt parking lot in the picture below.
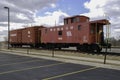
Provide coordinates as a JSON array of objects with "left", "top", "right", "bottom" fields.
[{"left": 0, "top": 52, "right": 120, "bottom": 80}]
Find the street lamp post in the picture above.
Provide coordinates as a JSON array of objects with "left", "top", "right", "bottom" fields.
[
  {"left": 4, "top": 7, "right": 10, "bottom": 49},
  {"left": 103, "top": 13, "right": 110, "bottom": 64}
]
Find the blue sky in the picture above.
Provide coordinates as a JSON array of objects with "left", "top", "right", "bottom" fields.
[
  {"left": 37, "top": 0, "right": 89, "bottom": 16},
  {"left": 56, "top": 0, "right": 89, "bottom": 15}
]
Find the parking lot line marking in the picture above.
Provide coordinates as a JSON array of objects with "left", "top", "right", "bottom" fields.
[
  {"left": 43, "top": 66, "right": 98, "bottom": 80},
  {"left": 0, "top": 62, "right": 66, "bottom": 75},
  {"left": 0, "top": 59, "right": 45, "bottom": 67},
  {"left": 0, "top": 57, "right": 31, "bottom": 61}
]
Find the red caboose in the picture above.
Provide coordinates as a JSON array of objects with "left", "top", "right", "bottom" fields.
[{"left": 41, "top": 15, "right": 110, "bottom": 52}]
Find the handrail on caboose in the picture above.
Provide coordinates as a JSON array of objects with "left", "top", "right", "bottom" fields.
[{"left": 90, "top": 19, "right": 111, "bottom": 44}]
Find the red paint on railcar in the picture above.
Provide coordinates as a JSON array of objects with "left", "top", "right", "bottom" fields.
[{"left": 41, "top": 15, "right": 91, "bottom": 44}]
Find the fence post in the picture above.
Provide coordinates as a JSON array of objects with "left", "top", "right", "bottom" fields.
[
  {"left": 27, "top": 48, "right": 29, "bottom": 54},
  {"left": 52, "top": 46, "right": 54, "bottom": 57},
  {"left": 104, "top": 40, "right": 108, "bottom": 64}
]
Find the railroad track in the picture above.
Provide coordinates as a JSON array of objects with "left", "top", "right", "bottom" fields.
[{"left": 11, "top": 47, "right": 120, "bottom": 56}]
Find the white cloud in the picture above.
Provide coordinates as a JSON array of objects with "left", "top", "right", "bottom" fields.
[
  {"left": 0, "top": 0, "right": 57, "bottom": 24},
  {"left": 83, "top": 0, "right": 108, "bottom": 19},
  {"left": 50, "top": 3, "right": 56, "bottom": 8},
  {"left": 83, "top": 0, "right": 120, "bottom": 39},
  {"left": 114, "top": 29, "right": 120, "bottom": 32},
  {"left": 0, "top": 30, "right": 7, "bottom": 41},
  {"left": 0, "top": 27, "right": 7, "bottom": 31},
  {"left": 45, "top": 12, "right": 52, "bottom": 15},
  {"left": 0, "top": 35, "right": 6, "bottom": 41},
  {"left": 16, "top": 13, "right": 29, "bottom": 20},
  {"left": 0, "top": 0, "right": 57, "bottom": 41},
  {"left": 34, "top": 10, "right": 69, "bottom": 26}
]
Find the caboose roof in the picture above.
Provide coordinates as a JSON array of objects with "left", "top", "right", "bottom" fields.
[
  {"left": 64, "top": 15, "right": 90, "bottom": 19},
  {"left": 90, "top": 19, "right": 110, "bottom": 25},
  {"left": 24, "top": 26, "right": 45, "bottom": 28}
]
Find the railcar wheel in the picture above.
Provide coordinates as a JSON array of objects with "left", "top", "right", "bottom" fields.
[
  {"left": 77, "top": 44, "right": 89, "bottom": 52},
  {"left": 76, "top": 45, "right": 82, "bottom": 51},
  {"left": 91, "top": 44, "right": 102, "bottom": 52},
  {"left": 58, "top": 47, "right": 61, "bottom": 50}
]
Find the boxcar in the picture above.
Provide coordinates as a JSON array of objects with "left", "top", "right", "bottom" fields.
[{"left": 10, "top": 26, "right": 44, "bottom": 47}]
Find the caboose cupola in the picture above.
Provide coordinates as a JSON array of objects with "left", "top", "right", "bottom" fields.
[{"left": 64, "top": 15, "right": 90, "bottom": 25}]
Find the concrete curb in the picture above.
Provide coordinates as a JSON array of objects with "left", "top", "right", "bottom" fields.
[{"left": 0, "top": 49, "right": 120, "bottom": 70}]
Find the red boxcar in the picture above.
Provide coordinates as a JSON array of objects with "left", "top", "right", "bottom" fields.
[{"left": 10, "top": 26, "right": 44, "bottom": 47}]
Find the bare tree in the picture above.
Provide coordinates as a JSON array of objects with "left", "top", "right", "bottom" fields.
[
  {"left": 3, "top": 36, "right": 8, "bottom": 48},
  {"left": 4, "top": 36, "right": 8, "bottom": 43}
]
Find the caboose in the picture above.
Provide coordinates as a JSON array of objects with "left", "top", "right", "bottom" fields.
[{"left": 41, "top": 15, "right": 110, "bottom": 52}]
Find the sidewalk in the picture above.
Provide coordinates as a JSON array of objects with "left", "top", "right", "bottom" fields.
[{"left": 0, "top": 49, "right": 120, "bottom": 70}]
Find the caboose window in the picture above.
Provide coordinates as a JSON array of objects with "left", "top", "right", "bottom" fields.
[
  {"left": 73, "top": 18, "right": 76, "bottom": 22},
  {"left": 64, "top": 19, "right": 68, "bottom": 24},
  {"left": 76, "top": 17, "right": 80, "bottom": 22},
  {"left": 91, "top": 25, "right": 95, "bottom": 34},
  {"left": 45, "top": 29, "right": 47, "bottom": 33},
  {"left": 71, "top": 18, "right": 74, "bottom": 23},
  {"left": 58, "top": 31, "right": 62, "bottom": 36},
  {"left": 71, "top": 17, "right": 79, "bottom": 23},
  {"left": 78, "top": 25, "right": 81, "bottom": 30}
]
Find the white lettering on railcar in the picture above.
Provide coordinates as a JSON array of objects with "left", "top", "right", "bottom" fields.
[
  {"left": 28, "top": 35, "right": 30, "bottom": 37},
  {"left": 58, "top": 37, "right": 62, "bottom": 40},
  {"left": 10, "top": 34, "right": 17, "bottom": 37},
  {"left": 66, "top": 31, "right": 72, "bottom": 37},
  {"left": 66, "top": 27, "right": 68, "bottom": 30},
  {"left": 28, "top": 31, "right": 30, "bottom": 34},
  {"left": 54, "top": 28, "right": 56, "bottom": 31},
  {"left": 83, "top": 36, "right": 88, "bottom": 42},
  {"left": 50, "top": 28, "right": 52, "bottom": 31},
  {"left": 70, "top": 26, "right": 73, "bottom": 30},
  {"left": 57, "top": 28, "right": 60, "bottom": 31},
  {"left": 61, "top": 27, "right": 63, "bottom": 30}
]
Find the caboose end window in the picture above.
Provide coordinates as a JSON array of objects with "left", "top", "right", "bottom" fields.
[{"left": 45, "top": 29, "right": 47, "bottom": 33}]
